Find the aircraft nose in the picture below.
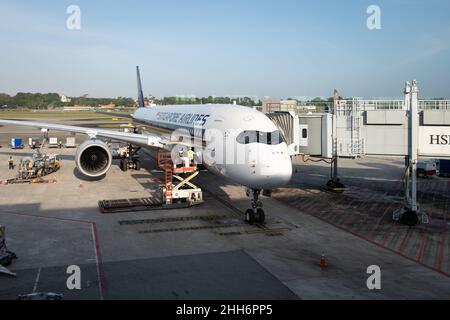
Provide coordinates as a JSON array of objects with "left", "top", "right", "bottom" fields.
[
  {"left": 273, "top": 161, "right": 292, "bottom": 185},
  {"left": 259, "top": 156, "right": 292, "bottom": 188}
]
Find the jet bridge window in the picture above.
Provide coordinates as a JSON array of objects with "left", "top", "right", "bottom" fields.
[
  {"left": 302, "top": 128, "right": 308, "bottom": 139},
  {"left": 237, "top": 130, "right": 286, "bottom": 145}
]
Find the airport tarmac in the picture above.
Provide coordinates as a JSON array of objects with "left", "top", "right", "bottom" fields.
[
  {"left": 0, "top": 120, "right": 449, "bottom": 300},
  {"left": 277, "top": 156, "right": 450, "bottom": 277}
]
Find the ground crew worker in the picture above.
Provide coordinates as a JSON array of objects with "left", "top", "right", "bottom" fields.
[
  {"left": 188, "top": 148, "right": 195, "bottom": 164},
  {"left": 179, "top": 149, "right": 190, "bottom": 168},
  {"left": 27, "top": 161, "right": 34, "bottom": 177},
  {"left": 8, "top": 157, "right": 14, "bottom": 170}
]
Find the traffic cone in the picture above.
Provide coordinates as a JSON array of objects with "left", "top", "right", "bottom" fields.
[
  {"left": 319, "top": 253, "right": 328, "bottom": 269},
  {"left": 79, "top": 181, "right": 83, "bottom": 188}
]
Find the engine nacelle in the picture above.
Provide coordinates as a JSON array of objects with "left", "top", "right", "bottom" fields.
[{"left": 75, "top": 140, "right": 112, "bottom": 178}]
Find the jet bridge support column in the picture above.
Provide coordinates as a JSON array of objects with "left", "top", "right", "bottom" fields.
[
  {"left": 327, "top": 95, "right": 345, "bottom": 192},
  {"left": 410, "top": 81, "right": 419, "bottom": 215},
  {"left": 393, "top": 80, "right": 428, "bottom": 226}
]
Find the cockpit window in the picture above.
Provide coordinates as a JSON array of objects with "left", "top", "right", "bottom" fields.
[{"left": 236, "top": 130, "right": 286, "bottom": 145}]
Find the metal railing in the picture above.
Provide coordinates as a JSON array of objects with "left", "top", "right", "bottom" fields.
[{"left": 334, "top": 99, "right": 450, "bottom": 111}]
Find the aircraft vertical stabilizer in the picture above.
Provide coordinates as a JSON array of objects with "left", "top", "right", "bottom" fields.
[{"left": 136, "top": 66, "right": 145, "bottom": 108}]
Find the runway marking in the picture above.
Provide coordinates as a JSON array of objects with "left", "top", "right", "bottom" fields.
[
  {"left": 437, "top": 232, "right": 447, "bottom": 272},
  {"left": 381, "top": 221, "right": 398, "bottom": 247},
  {"left": 275, "top": 193, "right": 450, "bottom": 278},
  {"left": 416, "top": 184, "right": 437, "bottom": 262},
  {"left": 399, "top": 227, "right": 412, "bottom": 254},
  {"left": 380, "top": 189, "right": 408, "bottom": 246},
  {"left": 0, "top": 210, "right": 107, "bottom": 299},
  {"left": 351, "top": 192, "right": 389, "bottom": 235},
  {"left": 416, "top": 233, "right": 427, "bottom": 263},
  {"left": 32, "top": 268, "right": 41, "bottom": 293},
  {"left": 118, "top": 215, "right": 229, "bottom": 225},
  {"left": 338, "top": 191, "right": 381, "bottom": 228},
  {"left": 444, "top": 181, "right": 449, "bottom": 225},
  {"left": 135, "top": 218, "right": 286, "bottom": 236},
  {"left": 436, "top": 192, "right": 449, "bottom": 272},
  {"left": 91, "top": 223, "right": 105, "bottom": 301}
]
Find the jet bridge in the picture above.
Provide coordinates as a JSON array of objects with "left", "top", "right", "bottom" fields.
[
  {"left": 267, "top": 111, "right": 333, "bottom": 158},
  {"left": 266, "top": 81, "right": 450, "bottom": 225},
  {"left": 268, "top": 99, "right": 450, "bottom": 161},
  {"left": 332, "top": 98, "right": 450, "bottom": 159}
]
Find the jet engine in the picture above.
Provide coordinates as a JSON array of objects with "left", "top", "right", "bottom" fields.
[{"left": 75, "top": 140, "right": 112, "bottom": 178}]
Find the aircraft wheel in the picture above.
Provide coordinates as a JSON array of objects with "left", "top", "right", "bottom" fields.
[
  {"left": 401, "top": 210, "right": 419, "bottom": 226},
  {"left": 245, "top": 209, "right": 255, "bottom": 225},
  {"left": 120, "top": 159, "right": 128, "bottom": 172},
  {"left": 134, "top": 160, "right": 141, "bottom": 171},
  {"left": 256, "top": 208, "right": 265, "bottom": 224}
]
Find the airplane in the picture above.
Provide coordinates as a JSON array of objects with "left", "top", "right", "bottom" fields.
[{"left": 0, "top": 67, "right": 293, "bottom": 224}]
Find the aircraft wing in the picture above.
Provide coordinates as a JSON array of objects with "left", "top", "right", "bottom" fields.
[{"left": 0, "top": 119, "right": 165, "bottom": 148}]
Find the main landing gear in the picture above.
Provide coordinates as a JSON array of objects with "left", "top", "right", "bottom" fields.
[
  {"left": 120, "top": 144, "right": 141, "bottom": 172},
  {"left": 245, "top": 189, "right": 265, "bottom": 225}
]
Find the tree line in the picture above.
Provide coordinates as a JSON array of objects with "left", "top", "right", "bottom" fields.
[
  {"left": 156, "top": 96, "right": 261, "bottom": 107},
  {"left": 0, "top": 93, "right": 263, "bottom": 109},
  {"left": 0, "top": 92, "right": 338, "bottom": 110},
  {"left": 0, "top": 93, "right": 136, "bottom": 109}
]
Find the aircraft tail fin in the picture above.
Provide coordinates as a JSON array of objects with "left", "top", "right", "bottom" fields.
[{"left": 136, "top": 66, "right": 145, "bottom": 108}]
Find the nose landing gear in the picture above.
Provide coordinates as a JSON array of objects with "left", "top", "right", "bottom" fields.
[{"left": 245, "top": 189, "right": 265, "bottom": 225}]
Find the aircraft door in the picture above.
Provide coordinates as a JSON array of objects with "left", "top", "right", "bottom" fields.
[{"left": 299, "top": 125, "right": 309, "bottom": 147}]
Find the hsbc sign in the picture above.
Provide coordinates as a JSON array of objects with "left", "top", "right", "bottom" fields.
[{"left": 419, "top": 127, "right": 450, "bottom": 157}]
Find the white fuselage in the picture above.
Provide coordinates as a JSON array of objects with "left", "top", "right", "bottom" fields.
[{"left": 133, "top": 104, "right": 292, "bottom": 189}]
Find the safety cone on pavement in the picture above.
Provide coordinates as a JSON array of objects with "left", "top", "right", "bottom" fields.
[{"left": 319, "top": 253, "right": 328, "bottom": 269}]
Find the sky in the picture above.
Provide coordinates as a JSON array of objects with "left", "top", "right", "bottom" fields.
[{"left": 0, "top": 0, "right": 449, "bottom": 99}]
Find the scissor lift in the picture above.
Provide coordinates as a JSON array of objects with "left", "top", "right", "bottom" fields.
[
  {"left": 157, "top": 152, "right": 203, "bottom": 206},
  {"left": 98, "top": 151, "right": 203, "bottom": 214}
]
